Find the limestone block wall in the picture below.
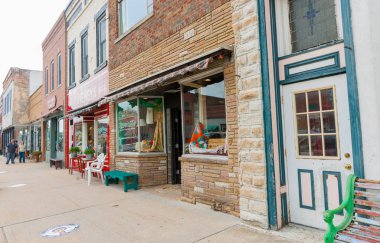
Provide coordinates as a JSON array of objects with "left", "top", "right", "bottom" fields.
[{"left": 232, "top": 0, "right": 268, "bottom": 227}]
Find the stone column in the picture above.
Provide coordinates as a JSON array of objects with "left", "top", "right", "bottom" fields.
[{"left": 232, "top": 0, "right": 268, "bottom": 227}]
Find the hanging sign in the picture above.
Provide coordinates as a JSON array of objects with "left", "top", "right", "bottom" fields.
[{"left": 47, "top": 95, "right": 57, "bottom": 110}]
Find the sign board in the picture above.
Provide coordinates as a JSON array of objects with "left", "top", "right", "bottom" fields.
[
  {"left": 68, "top": 68, "right": 109, "bottom": 111},
  {"left": 47, "top": 95, "right": 57, "bottom": 110}
]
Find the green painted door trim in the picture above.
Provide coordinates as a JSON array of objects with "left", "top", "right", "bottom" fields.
[
  {"left": 340, "top": 0, "right": 364, "bottom": 178},
  {"left": 257, "top": 0, "right": 278, "bottom": 229}
]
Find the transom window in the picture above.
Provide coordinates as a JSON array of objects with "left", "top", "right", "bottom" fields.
[
  {"left": 294, "top": 87, "right": 339, "bottom": 158},
  {"left": 118, "top": 0, "right": 153, "bottom": 35},
  {"left": 289, "top": 0, "right": 338, "bottom": 52}
]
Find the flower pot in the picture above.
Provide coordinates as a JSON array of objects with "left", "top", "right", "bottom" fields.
[
  {"left": 86, "top": 154, "right": 93, "bottom": 160},
  {"left": 34, "top": 154, "right": 40, "bottom": 162},
  {"left": 70, "top": 153, "right": 77, "bottom": 158}
]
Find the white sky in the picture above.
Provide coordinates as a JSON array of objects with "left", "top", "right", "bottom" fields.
[{"left": 0, "top": 0, "right": 69, "bottom": 92}]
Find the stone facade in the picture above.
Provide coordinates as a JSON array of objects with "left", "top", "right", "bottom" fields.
[{"left": 232, "top": 0, "right": 268, "bottom": 227}]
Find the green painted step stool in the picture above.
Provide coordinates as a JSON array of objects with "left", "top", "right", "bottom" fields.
[{"left": 104, "top": 170, "right": 138, "bottom": 192}]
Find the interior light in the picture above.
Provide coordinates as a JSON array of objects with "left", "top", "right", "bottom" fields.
[{"left": 204, "top": 78, "right": 211, "bottom": 82}]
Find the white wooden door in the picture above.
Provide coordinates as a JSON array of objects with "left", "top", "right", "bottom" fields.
[{"left": 282, "top": 74, "right": 353, "bottom": 229}]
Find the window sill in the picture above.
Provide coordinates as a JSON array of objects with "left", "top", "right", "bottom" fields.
[
  {"left": 116, "top": 152, "right": 167, "bottom": 158},
  {"left": 179, "top": 154, "right": 228, "bottom": 165},
  {"left": 79, "top": 74, "right": 90, "bottom": 83},
  {"left": 68, "top": 83, "right": 76, "bottom": 90},
  {"left": 94, "top": 61, "right": 107, "bottom": 74},
  {"left": 114, "top": 13, "right": 154, "bottom": 44}
]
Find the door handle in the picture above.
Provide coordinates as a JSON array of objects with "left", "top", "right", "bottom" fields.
[
  {"left": 345, "top": 164, "right": 352, "bottom": 170},
  {"left": 344, "top": 153, "right": 351, "bottom": 159}
]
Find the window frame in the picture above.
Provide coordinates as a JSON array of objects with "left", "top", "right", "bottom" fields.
[
  {"left": 68, "top": 43, "right": 76, "bottom": 87},
  {"left": 118, "top": 0, "right": 154, "bottom": 37},
  {"left": 51, "top": 60, "right": 55, "bottom": 91},
  {"left": 275, "top": 0, "right": 344, "bottom": 57},
  {"left": 293, "top": 85, "right": 341, "bottom": 160},
  {"left": 45, "top": 66, "right": 49, "bottom": 95},
  {"left": 115, "top": 96, "right": 166, "bottom": 155},
  {"left": 81, "top": 31, "right": 89, "bottom": 78},
  {"left": 179, "top": 69, "right": 228, "bottom": 156},
  {"left": 96, "top": 12, "right": 107, "bottom": 67},
  {"left": 57, "top": 53, "right": 62, "bottom": 86}
]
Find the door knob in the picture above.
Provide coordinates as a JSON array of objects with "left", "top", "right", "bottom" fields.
[
  {"left": 344, "top": 153, "right": 351, "bottom": 159},
  {"left": 345, "top": 164, "right": 352, "bottom": 170}
]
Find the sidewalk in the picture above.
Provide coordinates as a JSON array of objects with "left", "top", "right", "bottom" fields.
[{"left": 0, "top": 160, "right": 316, "bottom": 243}]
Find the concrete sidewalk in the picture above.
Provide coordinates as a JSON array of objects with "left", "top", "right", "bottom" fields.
[{"left": 0, "top": 161, "right": 315, "bottom": 243}]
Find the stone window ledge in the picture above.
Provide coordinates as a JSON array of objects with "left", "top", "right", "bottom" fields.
[
  {"left": 115, "top": 152, "right": 167, "bottom": 158},
  {"left": 179, "top": 154, "right": 228, "bottom": 165}
]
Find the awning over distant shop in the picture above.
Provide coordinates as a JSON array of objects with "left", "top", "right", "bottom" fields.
[
  {"left": 64, "top": 102, "right": 99, "bottom": 119},
  {"left": 98, "top": 46, "right": 233, "bottom": 106}
]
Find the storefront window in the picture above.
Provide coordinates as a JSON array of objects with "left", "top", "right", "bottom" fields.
[
  {"left": 74, "top": 124, "right": 82, "bottom": 148},
  {"left": 57, "top": 119, "right": 64, "bottom": 152},
  {"left": 96, "top": 118, "right": 108, "bottom": 155},
  {"left": 46, "top": 121, "right": 51, "bottom": 151},
  {"left": 182, "top": 74, "right": 227, "bottom": 155},
  {"left": 117, "top": 97, "right": 164, "bottom": 153},
  {"left": 87, "top": 122, "right": 94, "bottom": 149}
]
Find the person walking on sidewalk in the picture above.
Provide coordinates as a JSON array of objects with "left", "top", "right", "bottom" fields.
[
  {"left": 6, "top": 140, "right": 17, "bottom": 164},
  {"left": 18, "top": 141, "right": 26, "bottom": 163}
]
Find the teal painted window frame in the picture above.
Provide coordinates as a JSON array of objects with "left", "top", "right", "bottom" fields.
[
  {"left": 297, "top": 169, "right": 316, "bottom": 210},
  {"left": 322, "top": 171, "right": 343, "bottom": 215}
]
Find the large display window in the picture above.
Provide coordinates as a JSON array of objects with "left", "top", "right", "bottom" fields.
[
  {"left": 182, "top": 73, "right": 227, "bottom": 155},
  {"left": 96, "top": 118, "right": 108, "bottom": 155},
  {"left": 117, "top": 97, "right": 164, "bottom": 153}
]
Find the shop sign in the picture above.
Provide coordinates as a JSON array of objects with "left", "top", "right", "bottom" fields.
[
  {"left": 47, "top": 95, "right": 57, "bottom": 110},
  {"left": 68, "top": 68, "right": 109, "bottom": 110}
]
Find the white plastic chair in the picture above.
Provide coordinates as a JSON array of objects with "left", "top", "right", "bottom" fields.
[{"left": 85, "top": 153, "right": 106, "bottom": 186}]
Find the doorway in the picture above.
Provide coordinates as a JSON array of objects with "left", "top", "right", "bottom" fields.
[
  {"left": 170, "top": 108, "right": 182, "bottom": 184},
  {"left": 282, "top": 75, "right": 353, "bottom": 229}
]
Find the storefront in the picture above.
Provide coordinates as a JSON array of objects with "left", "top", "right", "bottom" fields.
[
  {"left": 102, "top": 47, "right": 237, "bottom": 207},
  {"left": 44, "top": 112, "right": 64, "bottom": 161},
  {"left": 29, "top": 121, "right": 41, "bottom": 153},
  {"left": 66, "top": 67, "right": 110, "bottom": 168}
]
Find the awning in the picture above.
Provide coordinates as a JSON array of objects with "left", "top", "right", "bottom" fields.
[
  {"left": 98, "top": 46, "right": 233, "bottom": 106},
  {"left": 64, "top": 102, "right": 99, "bottom": 119}
]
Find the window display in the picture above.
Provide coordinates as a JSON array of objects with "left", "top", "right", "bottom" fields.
[
  {"left": 97, "top": 118, "right": 108, "bottom": 155},
  {"left": 117, "top": 97, "right": 164, "bottom": 153},
  {"left": 74, "top": 124, "right": 82, "bottom": 148},
  {"left": 46, "top": 121, "right": 51, "bottom": 151},
  {"left": 182, "top": 73, "right": 227, "bottom": 155},
  {"left": 57, "top": 118, "right": 64, "bottom": 152}
]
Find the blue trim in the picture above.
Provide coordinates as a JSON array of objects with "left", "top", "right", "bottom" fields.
[
  {"left": 280, "top": 68, "right": 346, "bottom": 85},
  {"left": 278, "top": 40, "right": 344, "bottom": 60},
  {"left": 341, "top": 0, "right": 364, "bottom": 178},
  {"left": 297, "top": 169, "right": 316, "bottom": 210},
  {"left": 283, "top": 52, "right": 340, "bottom": 81},
  {"left": 322, "top": 171, "right": 343, "bottom": 215},
  {"left": 269, "top": 0, "right": 286, "bottom": 187},
  {"left": 258, "top": 0, "right": 277, "bottom": 229}
]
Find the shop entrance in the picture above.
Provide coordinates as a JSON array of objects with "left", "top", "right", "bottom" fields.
[{"left": 164, "top": 90, "right": 183, "bottom": 185}]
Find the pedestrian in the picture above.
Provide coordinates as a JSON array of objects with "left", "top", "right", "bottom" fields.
[
  {"left": 6, "top": 139, "right": 17, "bottom": 164},
  {"left": 14, "top": 140, "right": 18, "bottom": 158},
  {"left": 18, "top": 141, "right": 26, "bottom": 163}
]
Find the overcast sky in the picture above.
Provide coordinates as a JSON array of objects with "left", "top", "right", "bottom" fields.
[{"left": 0, "top": 0, "right": 69, "bottom": 92}]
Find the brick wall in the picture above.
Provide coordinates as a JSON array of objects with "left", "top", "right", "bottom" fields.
[
  {"left": 109, "top": 0, "right": 231, "bottom": 70},
  {"left": 232, "top": 0, "right": 268, "bottom": 227},
  {"left": 29, "top": 87, "right": 42, "bottom": 122},
  {"left": 3, "top": 68, "right": 31, "bottom": 126},
  {"left": 41, "top": 13, "right": 67, "bottom": 116},
  {"left": 108, "top": 1, "right": 234, "bottom": 92},
  {"left": 180, "top": 63, "right": 239, "bottom": 216}
]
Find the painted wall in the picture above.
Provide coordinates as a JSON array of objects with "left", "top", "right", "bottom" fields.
[
  {"left": 350, "top": 0, "right": 380, "bottom": 179},
  {"left": 65, "top": 0, "right": 109, "bottom": 111},
  {"left": 2, "top": 82, "right": 14, "bottom": 129},
  {"left": 29, "top": 71, "right": 43, "bottom": 96}
]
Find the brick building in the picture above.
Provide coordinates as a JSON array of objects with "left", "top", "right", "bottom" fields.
[
  {"left": 41, "top": 13, "right": 67, "bottom": 162},
  {"left": 97, "top": 0, "right": 266, "bottom": 224},
  {"left": 29, "top": 86, "right": 43, "bottom": 153},
  {"left": 1, "top": 68, "right": 42, "bottom": 154}
]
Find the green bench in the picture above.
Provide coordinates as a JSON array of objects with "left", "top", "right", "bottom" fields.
[
  {"left": 104, "top": 170, "right": 138, "bottom": 192},
  {"left": 324, "top": 174, "right": 380, "bottom": 242}
]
